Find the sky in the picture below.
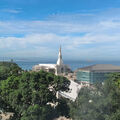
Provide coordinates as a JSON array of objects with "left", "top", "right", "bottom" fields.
[{"left": 0, "top": 0, "right": 120, "bottom": 61}]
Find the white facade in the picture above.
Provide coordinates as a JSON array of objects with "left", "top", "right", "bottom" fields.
[
  {"left": 59, "top": 80, "right": 82, "bottom": 101},
  {"left": 32, "top": 46, "right": 72, "bottom": 75}
]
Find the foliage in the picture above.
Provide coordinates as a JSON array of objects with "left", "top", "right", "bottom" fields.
[
  {"left": 0, "top": 62, "right": 22, "bottom": 81},
  {"left": 56, "top": 98, "right": 70, "bottom": 118},
  {"left": 0, "top": 70, "right": 70, "bottom": 120},
  {"left": 69, "top": 73, "right": 120, "bottom": 120},
  {"left": 20, "top": 105, "right": 55, "bottom": 120}
]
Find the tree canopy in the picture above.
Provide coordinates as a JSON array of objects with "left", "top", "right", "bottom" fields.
[
  {"left": 0, "top": 62, "right": 22, "bottom": 81},
  {"left": 0, "top": 69, "right": 70, "bottom": 120},
  {"left": 69, "top": 73, "right": 120, "bottom": 120}
]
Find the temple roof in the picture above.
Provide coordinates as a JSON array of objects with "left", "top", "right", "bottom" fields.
[{"left": 57, "top": 46, "right": 63, "bottom": 65}]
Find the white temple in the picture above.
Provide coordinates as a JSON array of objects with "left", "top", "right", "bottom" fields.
[
  {"left": 32, "top": 46, "right": 83, "bottom": 102},
  {"left": 32, "top": 46, "right": 72, "bottom": 75}
]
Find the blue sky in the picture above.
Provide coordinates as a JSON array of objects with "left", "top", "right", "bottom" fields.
[{"left": 0, "top": 0, "right": 120, "bottom": 60}]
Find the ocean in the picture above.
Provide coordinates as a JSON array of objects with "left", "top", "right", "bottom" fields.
[{"left": 13, "top": 59, "right": 120, "bottom": 71}]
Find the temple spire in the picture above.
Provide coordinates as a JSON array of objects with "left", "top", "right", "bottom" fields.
[{"left": 57, "top": 45, "right": 63, "bottom": 65}]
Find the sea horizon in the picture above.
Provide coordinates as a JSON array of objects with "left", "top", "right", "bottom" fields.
[{"left": 0, "top": 57, "right": 120, "bottom": 71}]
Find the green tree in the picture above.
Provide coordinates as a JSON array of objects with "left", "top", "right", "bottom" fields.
[
  {"left": 0, "top": 62, "right": 22, "bottom": 81},
  {"left": 0, "top": 70, "right": 70, "bottom": 120},
  {"left": 70, "top": 73, "right": 120, "bottom": 120}
]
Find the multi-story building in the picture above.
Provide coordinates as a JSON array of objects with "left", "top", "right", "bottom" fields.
[{"left": 76, "top": 64, "right": 120, "bottom": 84}]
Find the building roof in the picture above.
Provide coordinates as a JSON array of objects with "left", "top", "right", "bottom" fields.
[
  {"left": 59, "top": 80, "right": 81, "bottom": 101},
  {"left": 39, "top": 64, "right": 56, "bottom": 69},
  {"left": 78, "top": 64, "right": 120, "bottom": 71}
]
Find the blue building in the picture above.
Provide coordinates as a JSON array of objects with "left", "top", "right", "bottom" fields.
[{"left": 76, "top": 64, "right": 120, "bottom": 84}]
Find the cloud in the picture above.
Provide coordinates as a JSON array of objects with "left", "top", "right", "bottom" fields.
[
  {"left": 1, "top": 8, "right": 120, "bottom": 60},
  {"left": 0, "top": 20, "right": 95, "bottom": 35},
  {"left": 1, "top": 31, "right": 120, "bottom": 60},
  {"left": 0, "top": 9, "right": 120, "bottom": 35},
  {"left": 1, "top": 9, "right": 21, "bottom": 14}
]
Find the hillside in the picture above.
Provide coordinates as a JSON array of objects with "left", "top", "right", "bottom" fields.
[{"left": 0, "top": 61, "right": 22, "bottom": 81}]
